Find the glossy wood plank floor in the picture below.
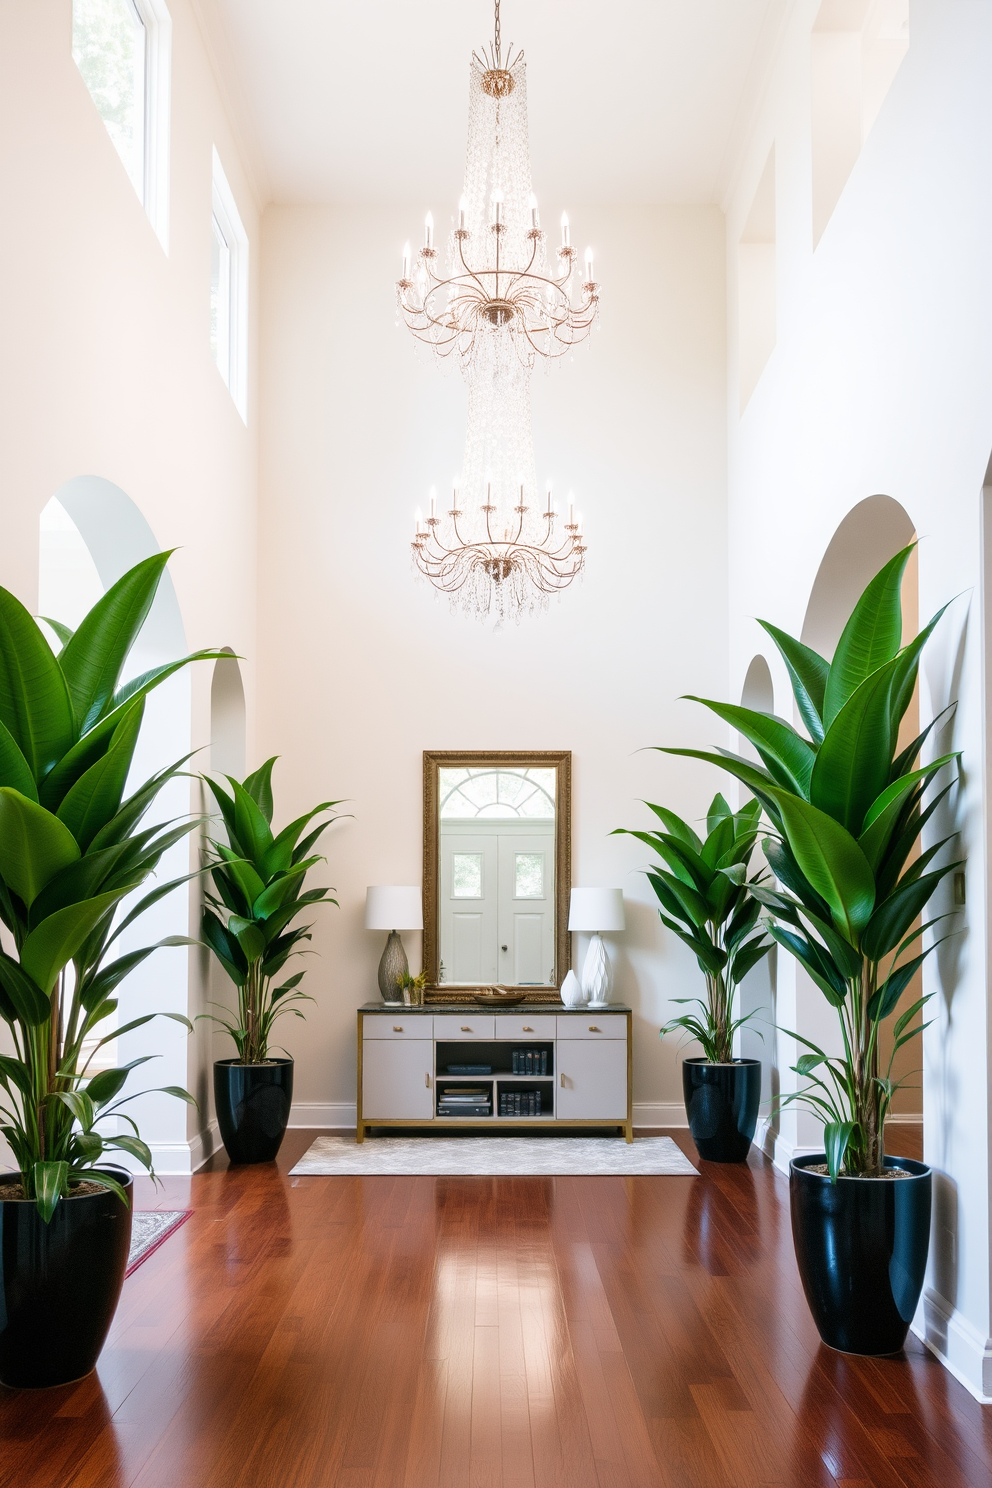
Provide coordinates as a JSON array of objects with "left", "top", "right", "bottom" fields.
[{"left": 2, "top": 1125, "right": 991, "bottom": 1488}]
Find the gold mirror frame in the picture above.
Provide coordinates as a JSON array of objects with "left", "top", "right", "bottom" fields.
[{"left": 423, "top": 750, "right": 571, "bottom": 1004}]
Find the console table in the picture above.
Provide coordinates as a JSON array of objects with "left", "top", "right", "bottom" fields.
[{"left": 356, "top": 1003, "right": 633, "bottom": 1142}]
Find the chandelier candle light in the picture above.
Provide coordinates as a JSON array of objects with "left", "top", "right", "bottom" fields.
[{"left": 399, "top": 0, "right": 600, "bottom": 622}]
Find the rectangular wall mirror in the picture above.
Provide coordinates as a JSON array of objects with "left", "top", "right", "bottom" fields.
[{"left": 423, "top": 751, "right": 571, "bottom": 1002}]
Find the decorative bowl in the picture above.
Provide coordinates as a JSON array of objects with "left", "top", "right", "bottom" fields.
[{"left": 471, "top": 987, "right": 528, "bottom": 1006}]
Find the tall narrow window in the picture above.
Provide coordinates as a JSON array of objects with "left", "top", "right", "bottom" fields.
[
  {"left": 72, "top": 0, "right": 172, "bottom": 249},
  {"left": 211, "top": 149, "right": 249, "bottom": 422}
]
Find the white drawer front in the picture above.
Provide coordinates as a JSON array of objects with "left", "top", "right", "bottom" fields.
[
  {"left": 498, "top": 1014, "right": 557, "bottom": 1039},
  {"left": 363, "top": 1016, "right": 433, "bottom": 1040},
  {"left": 433, "top": 1014, "right": 496, "bottom": 1040},
  {"left": 557, "top": 1015, "right": 627, "bottom": 1041}
]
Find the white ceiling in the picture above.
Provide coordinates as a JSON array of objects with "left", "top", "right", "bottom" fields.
[{"left": 193, "top": 1, "right": 784, "bottom": 207}]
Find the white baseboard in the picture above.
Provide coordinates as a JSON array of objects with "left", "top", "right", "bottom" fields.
[
  {"left": 632, "top": 1102, "right": 688, "bottom": 1128},
  {"left": 190, "top": 1119, "right": 221, "bottom": 1171},
  {"left": 288, "top": 1102, "right": 357, "bottom": 1130},
  {"left": 914, "top": 1289, "right": 992, "bottom": 1402}
]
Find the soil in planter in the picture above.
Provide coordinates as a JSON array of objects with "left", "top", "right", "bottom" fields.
[
  {"left": 804, "top": 1164, "right": 911, "bottom": 1180},
  {"left": 0, "top": 1179, "right": 107, "bottom": 1201}
]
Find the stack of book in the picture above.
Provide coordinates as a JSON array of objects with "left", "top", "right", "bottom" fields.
[
  {"left": 512, "top": 1049, "right": 548, "bottom": 1075},
  {"left": 499, "top": 1091, "right": 542, "bottom": 1117},
  {"left": 437, "top": 1086, "right": 491, "bottom": 1117}
]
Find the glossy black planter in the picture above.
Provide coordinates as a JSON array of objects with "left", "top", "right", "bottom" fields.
[
  {"left": 0, "top": 1166, "right": 133, "bottom": 1389},
  {"left": 790, "top": 1153, "right": 931, "bottom": 1355},
  {"left": 682, "top": 1057, "right": 761, "bottom": 1162},
  {"left": 214, "top": 1057, "right": 294, "bottom": 1164}
]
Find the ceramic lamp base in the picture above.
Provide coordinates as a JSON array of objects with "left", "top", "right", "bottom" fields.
[
  {"left": 580, "top": 933, "right": 612, "bottom": 1005},
  {"left": 377, "top": 930, "right": 409, "bottom": 1003}
]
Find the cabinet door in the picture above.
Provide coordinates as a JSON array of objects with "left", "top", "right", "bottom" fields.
[
  {"left": 557, "top": 1039, "right": 627, "bottom": 1120},
  {"left": 362, "top": 1040, "right": 433, "bottom": 1120}
]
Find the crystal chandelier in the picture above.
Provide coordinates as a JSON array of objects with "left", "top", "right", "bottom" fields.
[{"left": 399, "top": 0, "right": 600, "bottom": 623}]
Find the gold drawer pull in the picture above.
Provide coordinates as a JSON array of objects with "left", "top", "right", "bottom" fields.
[
  {"left": 461, "top": 1025, "right": 471, "bottom": 1031},
  {"left": 588, "top": 1025, "right": 600, "bottom": 1032},
  {"left": 425, "top": 1072, "right": 431, "bottom": 1088},
  {"left": 393, "top": 1026, "right": 403, "bottom": 1032},
  {"left": 523, "top": 1025, "right": 534, "bottom": 1032}
]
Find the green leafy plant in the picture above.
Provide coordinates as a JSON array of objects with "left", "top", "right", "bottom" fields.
[
  {"left": 614, "top": 794, "right": 771, "bottom": 1063},
  {"left": 0, "top": 555, "right": 223, "bottom": 1218},
  {"left": 398, "top": 969, "right": 427, "bottom": 1005},
  {"left": 663, "top": 545, "right": 959, "bottom": 1179},
  {"left": 200, "top": 761, "right": 341, "bottom": 1064}
]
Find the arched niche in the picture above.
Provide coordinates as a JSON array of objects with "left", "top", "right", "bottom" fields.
[
  {"left": 210, "top": 650, "right": 246, "bottom": 780},
  {"left": 802, "top": 494, "right": 916, "bottom": 656},
  {"left": 39, "top": 476, "right": 194, "bottom": 1164},
  {"left": 800, "top": 493, "right": 921, "bottom": 1122},
  {"left": 738, "top": 654, "right": 776, "bottom": 1106}
]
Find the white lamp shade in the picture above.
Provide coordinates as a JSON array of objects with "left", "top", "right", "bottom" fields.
[
  {"left": 568, "top": 887, "right": 625, "bottom": 933},
  {"left": 365, "top": 885, "right": 423, "bottom": 931}
]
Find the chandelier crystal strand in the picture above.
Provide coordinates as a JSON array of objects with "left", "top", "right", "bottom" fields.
[{"left": 401, "top": 0, "right": 597, "bottom": 623}]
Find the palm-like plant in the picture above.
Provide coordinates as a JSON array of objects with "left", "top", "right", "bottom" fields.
[
  {"left": 614, "top": 795, "right": 771, "bottom": 1062},
  {"left": 665, "top": 545, "right": 959, "bottom": 1178},
  {"left": 201, "top": 761, "right": 340, "bottom": 1064},
  {"left": 0, "top": 555, "right": 223, "bottom": 1217}
]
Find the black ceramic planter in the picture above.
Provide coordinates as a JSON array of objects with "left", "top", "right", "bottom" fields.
[
  {"left": 682, "top": 1057, "right": 761, "bottom": 1162},
  {"left": 0, "top": 1166, "right": 133, "bottom": 1389},
  {"left": 790, "top": 1153, "right": 932, "bottom": 1355},
  {"left": 214, "top": 1057, "right": 294, "bottom": 1164}
]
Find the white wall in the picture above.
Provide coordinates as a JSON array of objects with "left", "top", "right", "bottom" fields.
[
  {"left": 725, "top": 0, "right": 992, "bottom": 1400},
  {"left": 0, "top": 0, "right": 260, "bottom": 1169},
  {"left": 256, "top": 202, "right": 728, "bottom": 1128}
]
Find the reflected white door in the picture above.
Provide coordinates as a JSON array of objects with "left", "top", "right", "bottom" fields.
[
  {"left": 440, "top": 833, "right": 499, "bottom": 984},
  {"left": 497, "top": 833, "right": 555, "bottom": 985}
]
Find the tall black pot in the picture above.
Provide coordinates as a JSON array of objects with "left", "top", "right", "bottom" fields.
[
  {"left": 214, "top": 1057, "right": 294, "bottom": 1164},
  {"left": 790, "top": 1153, "right": 932, "bottom": 1355},
  {"left": 0, "top": 1166, "right": 133, "bottom": 1389},
  {"left": 682, "top": 1057, "right": 761, "bottom": 1162}
]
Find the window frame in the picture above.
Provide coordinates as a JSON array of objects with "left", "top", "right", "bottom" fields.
[
  {"left": 210, "top": 147, "right": 249, "bottom": 422},
  {"left": 71, "top": 0, "right": 172, "bottom": 250}
]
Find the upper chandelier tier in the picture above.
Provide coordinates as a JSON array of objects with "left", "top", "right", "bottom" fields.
[{"left": 396, "top": 30, "right": 600, "bottom": 370}]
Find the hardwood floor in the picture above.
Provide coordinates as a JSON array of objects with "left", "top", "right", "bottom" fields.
[{"left": 2, "top": 1124, "right": 990, "bottom": 1487}]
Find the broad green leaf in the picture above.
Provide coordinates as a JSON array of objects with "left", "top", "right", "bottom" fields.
[
  {"left": 221, "top": 856, "right": 267, "bottom": 908},
  {"left": 0, "top": 788, "right": 80, "bottom": 904},
  {"left": 638, "top": 802, "right": 702, "bottom": 855},
  {"left": 823, "top": 545, "right": 913, "bottom": 727},
  {"left": 763, "top": 838, "right": 832, "bottom": 919},
  {"left": 766, "top": 924, "right": 847, "bottom": 1005},
  {"left": 809, "top": 662, "right": 900, "bottom": 834},
  {"left": 0, "top": 717, "right": 38, "bottom": 800},
  {"left": 701, "top": 811, "right": 735, "bottom": 870},
  {"left": 861, "top": 864, "right": 960, "bottom": 961},
  {"left": 858, "top": 754, "right": 959, "bottom": 871},
  {"left": 70, "top": 1167, "right": 130, "bottom": 1206},
  {"left": 253, "top": 867, "right": 308, "bottom": 920},
  {"left": 730, "top": 936, "right": 772, "bottom": 984},
  {"left": 684, "top": 697, "right": 816, "bottom": 796},
  {"left": 262, "top": 804, "right": 336, "bottom": 877},
  {"left": 38, "top": 616, "right": 74, "bottom": 650},
  {"left": 824, "top": 1121, "right": 855, "bottom": 1182},
  {"left": 706, "top": 793, "right": 733, "bottom": 835},
  {"left": 231, "top": 779, "right": 274, "bottom": 862},
  {"left": 201, "top": 909, "right": 248, "bottom": 984},
  {"left": 0, "top": 587, "right": 75, "bottom": 781},
  {"left": 243, "top": 756, "right": 277, "bottom": 824},
  {"left": 658, "top": 748, "right": 782, "bottom": 824},
  {"left": 55, "top": 700, "right": 145, "bottom": 850},
  {"left": 765, "top": 789, "right": 875, "bottom": 943},
  {"left": 0, "top": 952, "right": 49, "bottom": 1025},
  {"left": 229, "top": 917, "right": 266, "bottom": 961},
  {"left": 107, "top": 1134, "right": 154, "bottom": 1170},
  {"left": 53, "top": 1089, "right": 96, "bottom": 1129},
  {"left": 31, "top": 1159, "right": 69, "bottom": 1222},
  {"left": 20, "top": 890, "right": 125, "bottom": 994},
  {"left": 58, "top": 552, "right": 171, "bottom": 731},
  {"left": 757, "top": 621, "right": 829, "bottom": 743},
  {"left": 111, "top": 649, "right": 227, "bottom": 716},
  {"left": 867, "top": 950, "right": 928, "bottom": 1022},
  {"left": 28, "top": 842, "right": 133, "bottom": 928}
]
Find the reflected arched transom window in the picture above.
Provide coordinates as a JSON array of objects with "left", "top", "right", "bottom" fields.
[{"left": 439, "top": 767, "right": 556, "bottom": 820}]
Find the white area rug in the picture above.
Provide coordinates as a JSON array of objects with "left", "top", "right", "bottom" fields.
[
  {"left": 290, "top": 1136, "right": 698, "bottom": 1177},
  {"left": 126, "top": 1210, "right": 191, "bottom": 1275}
]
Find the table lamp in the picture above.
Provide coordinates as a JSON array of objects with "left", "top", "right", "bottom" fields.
[
  {"left": 568, "top": 888, "right": 626, "bottom": 1007},
  {"left": 365, "top": 886, "right": 423, "bottom": 1005}
]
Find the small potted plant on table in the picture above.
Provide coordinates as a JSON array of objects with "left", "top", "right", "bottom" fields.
[
  {"left": 615, "top": 794, "right": 771, "bottom": 1161},
  {"left": 201, "top": 762, "right": 340, "bottom": 1164},
  {"left": 666, "top": 544, "right": 959, "bottom": 1355}
]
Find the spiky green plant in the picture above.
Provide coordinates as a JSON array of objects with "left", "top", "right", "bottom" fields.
[
  {"left": 663, "top": 546, "right": 959, "bottom": 1179},
  {"left": 614, "top": 794, "right": 771, "bottom": 1063},
  {"left": 200, "top": 761, "right": 341, "bottom": 1064},
  {"left": 0, "top": 554, "right": 223, "bottom": 1217}
]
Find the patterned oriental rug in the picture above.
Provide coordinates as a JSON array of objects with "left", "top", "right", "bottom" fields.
[
  {"left": 290, "top": 1136, "right": 698, "bottom": 1177},
  {"left": 126, "top": 1210, "right": 193, "bottom": 1276}
]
